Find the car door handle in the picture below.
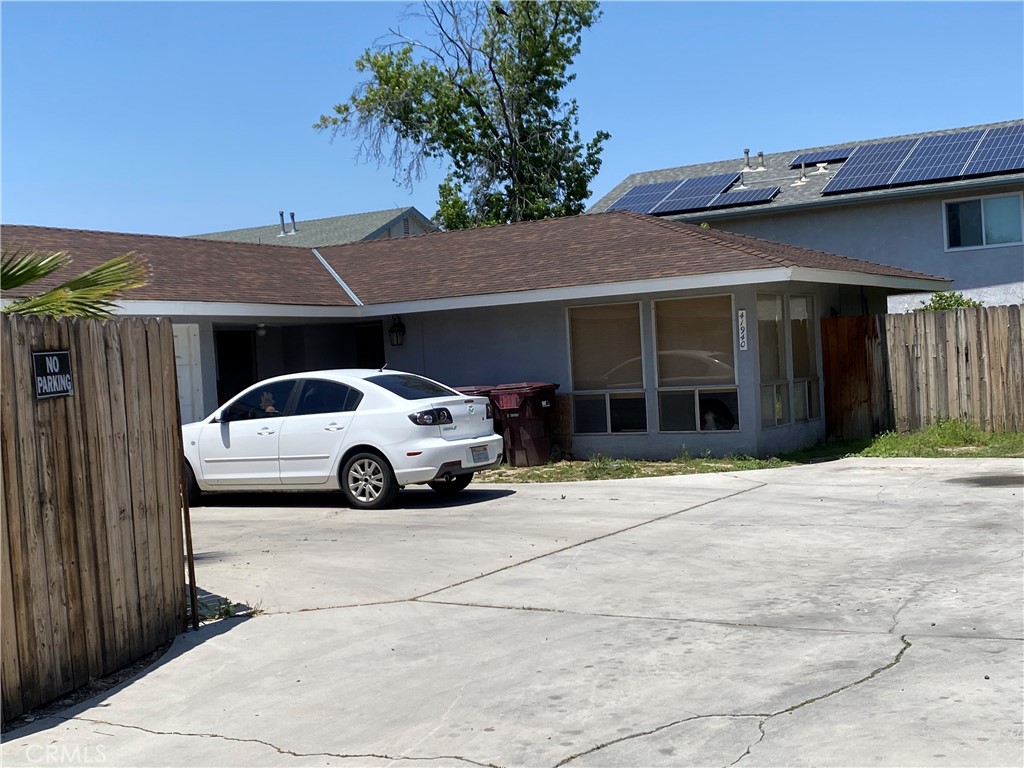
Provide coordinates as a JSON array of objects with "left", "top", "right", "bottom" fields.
[
  {"left": 257, "top": 427, "right": 276, "bottom": 435},
  {"left": 324, "top": 424, "right": 344, "bottom": 432}
]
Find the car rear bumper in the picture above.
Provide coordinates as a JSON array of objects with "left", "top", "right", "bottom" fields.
[{"left": 393, "top": 433, "right": 504, "bottom": 486}]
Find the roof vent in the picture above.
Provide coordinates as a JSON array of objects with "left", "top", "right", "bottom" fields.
[
  {"left": 743, "top": 148, "right": 753, "bottom": 171},
  {"left": 813, "top": 162, "right": 830, "bottom": 174},
  {"left": 735, "top": 172, "right": 748, "bottom": 189},
  {"left": 278, "top": 211, "right": 287, "bottom": 236},
  {"left": 755, "top": 151, "right": 766, "bottom": 171},
  {"left": 289, "top": 212, "right": 297, "bottom": 234},
  {"left": 791, "top": 163, "right": 808, "bottom": 186}
]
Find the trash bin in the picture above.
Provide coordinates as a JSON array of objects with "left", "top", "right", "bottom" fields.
[
  {"left": 454, "top": 385, "right": 501, "bottom": 437},
  {"left": 490, "top": 382, "right": 559, "bottom": 467}
]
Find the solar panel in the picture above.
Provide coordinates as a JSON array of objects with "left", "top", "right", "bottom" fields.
[
  {"left": 650, "top": 173, "right": 740, "bottom": 215},
  {"left": 607, "top": 181, "right": 683, "bottom": 213},
  {"left": 820, "top": 138, "right": 919, "bottom": 195},
  {"left": 889, "top": 130, "right": 985, "bottom": 185},
  {"left": 962, "top": 124, "right": 1024, "bottom": 176},
  {"left": 709, "top": 186, "right": 781, "bottom": 209},
  {"left": 790, "top": 147, "right": 854, "bottom": 168},
  {"left": 650, "top": 194, "right": 720, "bottom": 215}
]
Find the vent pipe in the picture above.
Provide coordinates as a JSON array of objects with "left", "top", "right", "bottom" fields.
[
  {"left": 743, "top": 148, "right": 752, "bottom": 170},
  {"left": 756, "top": 151, "right": 766, "bottom": 170},
  {"left": 791, "top": 163, "right": 808, "bottom": 186},
  {"left": 289, "top": 212, "right": 297, "bottom": 234},
  {"left": 278, "top": 211, "right": 286, "bottom": 236}
]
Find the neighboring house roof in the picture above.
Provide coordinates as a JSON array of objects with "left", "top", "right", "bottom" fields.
[
  {"left": 192, "top": 207, "right": 436, "bottom": 247},
  {"left": 2, "top": 213, "right": 947, "bottom": 315},
  {"left": 589, "top": 120, "right": 1024, "bottom": 221},
  {"left": 1, "top": 225, "right": 356, "bottom": 307}
]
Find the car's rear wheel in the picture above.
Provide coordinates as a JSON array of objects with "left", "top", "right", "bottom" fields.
[
  {"left": 342, "top": 452, "right": 398, "bottom": 509},
  {"left": 184, "top": 463, "right": 203, "bottom": 507},
  {"left": 427, "top": 473, "right": 473, "bottom": 497}
]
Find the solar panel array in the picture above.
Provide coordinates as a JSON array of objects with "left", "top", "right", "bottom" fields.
[
  {"left": 820, "top": 139, "right": 920, "bottom": 195},
  {"left": 606, "top": 181, "right": 682, "bottom": 213},
  {"left": 608, "top": 124, "right": 1024, "bottom": 211},
  {"left": 709, "top": 186, "right": 781, "bottom": 208},
  {"left": 889, "top": 131, "right": 985, "bottom": 185},
  {"left": 650, "top": 173, "right": 740, "bottom": 215},
  {"left": 822, "top": 124, "right": 1024, "bottom": 195},
  {"left": 790, "top": 147, "right": 854, "bottom": 168},
  {"left": 963, "top": 123, "right": 1024, "bottom": 175}
]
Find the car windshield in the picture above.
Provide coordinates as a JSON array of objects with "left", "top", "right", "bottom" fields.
[{"left": 367, "top": 373, "right": 459, "bottom": 400}]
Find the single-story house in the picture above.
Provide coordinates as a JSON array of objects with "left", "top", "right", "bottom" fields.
[
  {"left": 2, "top": 212, "right": 947, "bottom": 458},
  {"left": 589, "top": 120, "right": 1024, "bottom": 312}
]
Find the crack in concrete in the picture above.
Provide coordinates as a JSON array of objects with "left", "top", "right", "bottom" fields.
[
  {"left": 410, "top": 482, "right": 767, "bottom": 602},
  {"left": 416, "top": 599, "right": 1022, "bottom": 642},
  {"left": 66, "top": 717, "right": 502, "bottom": 767},
  {"left": 888, "top": 554, "right": 1024, "bottom": 635},
  {"left": 553, "top": 635, "right": 913, "bottom": 768},
  {"left": 551, "top": 714, "right": 767, "bottom": 768}
]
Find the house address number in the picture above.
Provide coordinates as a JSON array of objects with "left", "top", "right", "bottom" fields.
[
  {"left": 737, "top": 310, "right": 748, "bottom": 351},
  {"left": 33, "top": 351, "right": 75, "bottom": 399}
]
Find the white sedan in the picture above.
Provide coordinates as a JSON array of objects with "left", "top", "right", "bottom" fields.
[{"left": 182, "top": 369, "right": 503, "bottom": 509}]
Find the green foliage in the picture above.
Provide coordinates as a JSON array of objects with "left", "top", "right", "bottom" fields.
[
  {"left": 316, "top": 0, "right": 610, "bottom": 229},
  {"left": 913, "top": 291, "right": 983, "bottom": 312},
  {"left": 1, "top": 248, "right": 149, "bottom": 318},
  {"left": 860, "top": 420, "right": 1023, "bottom": 458}
]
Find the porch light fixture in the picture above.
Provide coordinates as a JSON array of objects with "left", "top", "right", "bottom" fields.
[
  {"left": 388, "top": 315, "right": 406, "bottom": 347},
  {"left": 256, "top": 323, "right": 267, "bottom": 337}
]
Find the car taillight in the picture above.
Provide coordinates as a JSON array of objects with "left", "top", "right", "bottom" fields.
[{"left": 408, "top": 408, "right": 453, "bottom": 426}]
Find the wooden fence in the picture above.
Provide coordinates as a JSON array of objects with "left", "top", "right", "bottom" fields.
[
  {"left": 822, "top": 305, "right": 1024, "bottom": 440},
  {"left": 2, "top": 314, "right": 188, "bottom": 720}
]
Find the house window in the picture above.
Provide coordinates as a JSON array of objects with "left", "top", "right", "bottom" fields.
[
  {"left": 758, "top": 294, "right": 820, "bottom": 427},
  {"left": 569, "top": 303, "right": 646, "bottom": 434},
  {"left": 789, "top": 296, "right": 820, "bottom": 423},
  {"left": 654, "top": 296, "right": 738, "bottom": 431},
  {"left": 945, "top": 193, "right": 1023, "bottom": 249}
]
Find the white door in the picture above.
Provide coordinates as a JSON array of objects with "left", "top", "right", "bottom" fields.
[
  {"left": 196, "top": 378, "right": 296, "bottom": 486},
  {"left": 278, "top": 379, "right": 360, "bottom": 484},
  {"left": 197, "top": 417, "right": 284, "bottom": 486},
  {"left": 172, "top": 323, "right": 204, "bottom": 424}
]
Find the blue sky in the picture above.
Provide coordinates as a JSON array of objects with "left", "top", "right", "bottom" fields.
[{"left": 3, "top": 1, "right": 1023, "bottom": 236}]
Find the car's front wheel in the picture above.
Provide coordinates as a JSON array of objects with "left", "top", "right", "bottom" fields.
[
  {"left": 342, "top": 452, "right": 398, "bottom": 509},
  {"left": 427, "top": 473, "right": 473, "bottom": 497}
]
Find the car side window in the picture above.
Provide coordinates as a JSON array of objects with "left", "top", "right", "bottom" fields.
[
  {"left": 223, "top": 380, "right": 296, "bottom": 421},
  {"left": 294, "top": 380, "right": 363, "bottom": 416}
]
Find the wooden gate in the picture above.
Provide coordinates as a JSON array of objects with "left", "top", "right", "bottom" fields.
[
  {"left": 1, "top": 314, "right": 188, "bottom": 720},
  {"left": 821, "top": 314, "right": 893, "bottom": 441}
]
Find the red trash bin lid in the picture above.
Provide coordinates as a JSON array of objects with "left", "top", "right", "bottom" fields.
[{"left": 492, "top": 382, "right": 558, "bottom": 392}]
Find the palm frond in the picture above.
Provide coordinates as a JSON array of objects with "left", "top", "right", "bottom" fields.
[
  {"left": 0, "top": 248, "right": 71, "bottom": 291},
  {"left": 2, "top": 250, "right": 150, "bottom": 318}
]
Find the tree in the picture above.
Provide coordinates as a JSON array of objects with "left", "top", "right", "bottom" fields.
[
  {"left": 316, "top": 0, "right": 609, "bottom": 230},
  {"left": 1, "top": 248, "right": 149, "bottom": 318},
  {"left": 914, "top": 290, "right": 983, "bottom": 312}
]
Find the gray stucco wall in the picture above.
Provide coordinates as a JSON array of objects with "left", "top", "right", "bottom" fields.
[
  {"left": 381, "top": 281, "right": 857, "bottom": 459},
  {"left": 707, "top": 184, "right": 1024, "bottom": 312}
]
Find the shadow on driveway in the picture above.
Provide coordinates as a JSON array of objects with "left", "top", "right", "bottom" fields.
[{"left": 193, "top": 486, "right": 516, "bottom": 509}]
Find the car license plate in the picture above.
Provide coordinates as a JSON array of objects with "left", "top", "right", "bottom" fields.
[{"left": 471, "top": 445, "right": 489, "bottom": 463}]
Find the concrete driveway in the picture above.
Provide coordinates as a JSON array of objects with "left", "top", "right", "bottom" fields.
[{"left": 3, "top": 458, "right": 1022, "bottom": 767}]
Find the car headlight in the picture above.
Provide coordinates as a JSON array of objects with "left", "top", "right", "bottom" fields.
[{"left": 408, "top": 408, "right": 454, "bottom": 425}]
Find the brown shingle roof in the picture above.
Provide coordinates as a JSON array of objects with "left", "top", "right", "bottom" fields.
[
  {"left": 2, "top": 213, "right": 944, "bottom": 310},
  {"left": 1, "top": 225, "right": 354, "bottom": 307},
  {"left": 316, "top": 211, "right": 946, "bottom": 305}
]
